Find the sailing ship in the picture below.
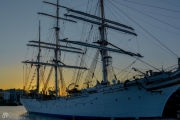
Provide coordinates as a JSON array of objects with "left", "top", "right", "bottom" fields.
[{"left": 21, "top": 0, "right": 180, "bottom": 119}]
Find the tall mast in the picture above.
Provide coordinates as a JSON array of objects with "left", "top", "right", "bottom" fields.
[
  {"left": 54, "top": 0, "right": 59, "bottom": 99},
  {"left": 23, "top": 0, "right": 88, "bottom": 95},
  {"left": 63, "top": 1, "right": 141, "bottom": 84},
  {"left": 99, "top": 0, "right": 108, "bottom": 84},
  {"left": 36, "top": 21, "right": 41, "bottom": 93}
]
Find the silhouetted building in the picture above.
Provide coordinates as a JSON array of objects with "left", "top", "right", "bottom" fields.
[
  {"left": 4, "top": 89, "right": 24, "bottom": 102},
  {"left": 0, "top": 89, "right": 4, "bottom": 100}
]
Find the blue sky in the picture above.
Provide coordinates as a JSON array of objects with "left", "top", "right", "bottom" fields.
[{"left": 0, "top": 0, "right": 180, "bottom": 89}]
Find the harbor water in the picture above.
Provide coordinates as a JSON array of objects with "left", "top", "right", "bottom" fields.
[
  {"left": 0, "top": 106, "right": 178, "bottom": 120},
  {"left": 0, "top": 106, "right": 65, "bottom": 120}
]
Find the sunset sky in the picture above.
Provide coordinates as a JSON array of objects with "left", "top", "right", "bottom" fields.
[{"left": 0, "top": 0, "right": 180, "bottom": 90}]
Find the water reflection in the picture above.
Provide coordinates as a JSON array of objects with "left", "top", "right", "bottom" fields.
[
  {"left": 0, "top": 106, "right": 66, "bottom": 120},
  {"left": 21, "top": 112, "right": 66, "bottom": 120}
]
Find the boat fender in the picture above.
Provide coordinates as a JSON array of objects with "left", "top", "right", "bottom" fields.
[{"left": 124, "top": 80, "right": 130, "bottom": 90}]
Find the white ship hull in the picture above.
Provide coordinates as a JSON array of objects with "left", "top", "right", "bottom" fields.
[{"left": 21, "top": 81, "right": 180, "bottom": 119}]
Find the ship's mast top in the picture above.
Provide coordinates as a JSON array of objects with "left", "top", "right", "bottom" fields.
[
  {"left": 100, "top": 0, "right": 105, "bottom": 23},
  {"left": 99, "top": 0, "right": 108, "bottom": 84},
  {"left": 22, "top": 0, "right": 88, "bottom": 95},
  {"left": 54, "top": 0, "right": 59, "bottom": 99},
  {"left": 36, "top": 21, "right": 41, "bottom": 93}
]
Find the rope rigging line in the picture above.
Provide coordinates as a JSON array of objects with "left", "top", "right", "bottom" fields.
[
  {"left": 129, "top": 14, "right": 180, "bottom": 36},
  {"left": 71, "top": 1, "right": 90, "bottom": 9},
  {"left": 134, "top": 27, "right": 178, "bottom": 60},
  {"left": 75, "top": 24, "right": 94, "bottom": 86},
  {"left": 25, "top": 0, "right": 180, "bottom": 93},
  {"left": 160, "top": 0, "right": 180, "bottom": 8},
  {"left": 122, "top": 68, "right": 133, "bottom": 82},
  {"left": 109, "top": 27, "right": 160, "bottom": 71},
  {"left": 105, "top": 3, "right": 121, "bottom": 25},
  {"left": 116, "top": 58, "right": 137, "bottom": 80},
  {"left": 68, "top": 1, "right": 101, "bottom": 86},
  {"left": 107, "top": 62, "right": 116, "bottom": 81},
  {"left": 109, "top": 0, "right": 179, "bottom": 58},
  {"left": 58, "top": 1, "right": 97, "bottom": 87},
  {"left": 28, "top": 10, "right": 55, "bottom": 90},
  {"left": 108, "top": 32, "right": 137, "bottom": 54},
  {"left": 58, "top": 67, "right": 66, "bottom": 96},
  {"left": 130, "top": 8, "right": 180, "bottom": 20},
  {"left": 25, "top": 64, "right": 35, "bottom": 89},
  {"left": 123, "top": 0, "right": 180, "bottom": 13},
  {"left": 136, "top": 57, "right": 161, "bottom": 72},
  {"left": 136, "top": 37, "right": 140, "bottom": 53},
  {"left": 112, "top": 0, "right": 180, "bottom": 31},
  {"left": 125, "top": 0, "right": 132, "bottom": 27},
  {"left": 27, "top": 70, "right": 36, "bottom": 90},
  {"left": 24, "top": 1, "right": 80, "bottom": 91},
  {"left": 110, "top": 0, "right": 180, "bottom": 30},
  {"left": 43, "top": 66, "right": 53, "bottom": 91},
  {"left": 134, "top": 9, "right": 180, "bottom": 31},
  {"left": 83, "top": 50, "right": 99, "bottom": 88}
]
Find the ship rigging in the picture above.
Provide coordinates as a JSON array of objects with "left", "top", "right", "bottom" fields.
[{"left": 21, "top": 0, "right": 180, "bottom": 119}]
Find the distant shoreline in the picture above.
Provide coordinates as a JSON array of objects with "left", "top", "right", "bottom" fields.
[{"left": 0, "top": 100, "right": 21, "bottom": 106}]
